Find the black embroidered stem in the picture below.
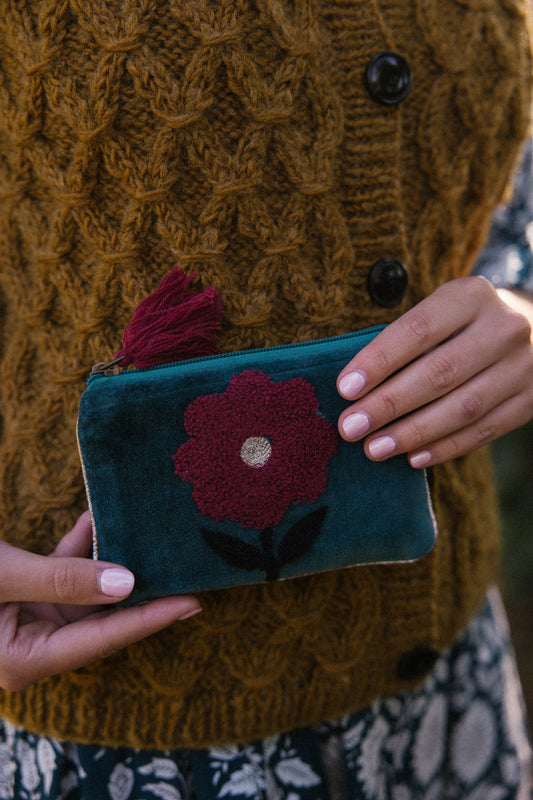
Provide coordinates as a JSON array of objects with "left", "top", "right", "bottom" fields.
[{"left": 259, "top": 528, "right": 279, "bottom": 581}]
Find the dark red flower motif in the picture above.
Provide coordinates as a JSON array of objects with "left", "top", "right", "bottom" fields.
[{"left": 173, "top": 370, "right": 338, "bottom": 530}]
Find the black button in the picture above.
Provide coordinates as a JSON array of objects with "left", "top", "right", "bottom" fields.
[
  {"left": 365, "top": 52, "right": 412, "bottom": 105},
  {"left": 396, "top": 645, "right": 440, "bottom": 681},
  {"left": 367, "top": 258, "right": 408, "bottom": 307}
]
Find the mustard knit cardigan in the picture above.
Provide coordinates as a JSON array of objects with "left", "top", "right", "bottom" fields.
[{"left": 0, "top": 0, "right": 531, "bottom": 749}]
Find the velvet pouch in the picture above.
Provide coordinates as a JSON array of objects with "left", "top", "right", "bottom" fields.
[{"left": 77, "top": 326, "right": 437, "bottom": 605}]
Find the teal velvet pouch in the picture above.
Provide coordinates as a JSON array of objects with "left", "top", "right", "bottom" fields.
[{"left": 77, "top": 326, "right": 437, "bottom": 605}]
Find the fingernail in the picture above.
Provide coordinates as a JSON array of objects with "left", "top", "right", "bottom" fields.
[
  {"left": 99, "top": 568, "right": 135, "bottom": 597},
  {"left": 368, "top": 435, "right": 397, "bottom": 459},
  {"left": 342, "top": 411, "right": 370, "bottom": 439},
  {"left": 180, "top": 606, "right": 203, "bottom": 621},
  {"left": 339, "top": 371, "right": 366, "bottom": 398},
  {"left": 409, "top": 450, "right": 432, "bottom": 469}
]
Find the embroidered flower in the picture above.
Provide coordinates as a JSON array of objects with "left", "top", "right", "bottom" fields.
[{"left": 173, "top": 369, "right": 337, "bottom": 530}]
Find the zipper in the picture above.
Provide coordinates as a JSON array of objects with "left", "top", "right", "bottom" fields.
[
  {"left": 88, "top": 325, "right": 386, "bottom": 384},
  {"left": 90, "top": 355, "right": 126, "bottom": 376}
]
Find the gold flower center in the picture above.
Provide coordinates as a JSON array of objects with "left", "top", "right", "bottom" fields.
[{"left": 240, "top": 436, "right": 272, "bottom": 468}]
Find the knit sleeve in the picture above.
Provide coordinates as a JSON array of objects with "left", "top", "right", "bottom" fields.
[{"left": 473, "top": 137, "right": 533, "bottom": 294}]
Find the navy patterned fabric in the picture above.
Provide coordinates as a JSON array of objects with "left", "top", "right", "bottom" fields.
[{"left": 474, "top": 139, "right": 533, "bottom": 294}]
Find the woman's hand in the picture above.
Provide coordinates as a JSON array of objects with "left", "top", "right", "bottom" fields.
[
  {"left": 0, "top": 512, "right": 201, "bottom": 691},
  {"left": 337, "top": 276, "right": 533, "bottom": 467}
]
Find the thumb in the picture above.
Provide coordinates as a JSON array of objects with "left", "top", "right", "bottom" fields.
[{"left": 0, "top": 513, "right": 136, "bottom": 605}]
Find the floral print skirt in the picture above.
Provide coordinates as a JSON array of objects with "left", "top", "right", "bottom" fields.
[{"left": 1, "top": 589, "right": 531, "bottom": 800}]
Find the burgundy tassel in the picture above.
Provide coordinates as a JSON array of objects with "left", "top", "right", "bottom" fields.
[{"left": 114, "top": 267, "right": 224, "bottom": 368}]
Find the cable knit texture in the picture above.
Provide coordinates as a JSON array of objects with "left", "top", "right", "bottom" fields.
[{"left": 0, "top": 0, "right": 531, "bottom": 748}]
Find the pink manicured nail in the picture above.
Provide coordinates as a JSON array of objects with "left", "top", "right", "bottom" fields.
[
  {"left": 368, "top": 435, "right": 397, "bottom": 459},
  {"left": 180, "top": 606, "right": 203, "bottom": 621},
  {"left": 99, "top": 568, "right": 135, "bottom": 597},
  {"left": 409, "top": 450, "right": 432, "bottom": 469},
  {"left": 342, "top": 411, "right": 370, "bottom": 439},
  {"left": 339, "top": 371, "right": 366, "bottom": 398}
]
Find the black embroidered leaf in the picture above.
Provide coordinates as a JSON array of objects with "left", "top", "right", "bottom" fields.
[
  {"left": 201, "top": 529, "right": 264, "bottom": 572},
  {"left": 277, "top": 506, "right": 328, "bottom": 568}
]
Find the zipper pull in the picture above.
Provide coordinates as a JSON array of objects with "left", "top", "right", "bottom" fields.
[{"left": 90, "top": 355, "right": 125, "bottom": 376}]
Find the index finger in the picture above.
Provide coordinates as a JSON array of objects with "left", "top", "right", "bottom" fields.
[
  {"left": 0, "top": 596, "right": 202, "bottom": 691},
  {"left": 336, "top": 278, "right": 485, "bottom": 399}
]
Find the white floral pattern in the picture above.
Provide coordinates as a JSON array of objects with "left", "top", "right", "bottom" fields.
[
  {"left": 451, "top": 699, "right": 498, "bottom": 786},
  {"left": 107, "top": 764, "right": 134, "bottom": 800},
  {"left": 0, "top": 731, "right": 15, "bottom": 800},
  {"left": 412, "top": 693, "right": 447, "bottom": 785}
]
